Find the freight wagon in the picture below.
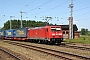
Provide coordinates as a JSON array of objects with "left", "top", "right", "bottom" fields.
[
  {"left": 14, "top": 28, "right": 28, "bottom": 40},
  {"left": 27, "top": 26, "right": 63, "bottom": 44},
  {"left": 5, "top": 29, "right": 16, "bottom": 40},
  {"left": 0, "top": 30, "right": 5, "bottom": 39}
]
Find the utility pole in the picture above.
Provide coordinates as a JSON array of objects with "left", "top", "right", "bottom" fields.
[
  {"left": 20, "top": 11, "right": 26, "bottom": 28},
  {"left": 42, "top": 16, "right": 52, "bottom": 26},
  {"left": 69, "top": 0, "right": 74, "bottom": 39},
  {"left": 10, "top": 16, "right": 14, "bottom": 29}
]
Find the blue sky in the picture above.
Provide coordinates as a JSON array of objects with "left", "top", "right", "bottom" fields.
[{"left": 0, "top": 0, "right": 90, "bottom": 31}]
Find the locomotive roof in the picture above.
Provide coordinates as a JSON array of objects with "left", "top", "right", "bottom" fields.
[{"left": 29, "top": 26, "right": 61, "bottom": 29}]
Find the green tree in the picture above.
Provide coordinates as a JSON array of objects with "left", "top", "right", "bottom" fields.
[
  {"left": 3, "top": 20, "right": 10, "bottom": 30},
  {"left": 88, "top": 31, "right": 90, "bottom": 36},
  {"left": 85, "top": 29, "right": 88, "bottom": 35},
  {"left": 22, "top": 20, "right": 27, "bottom": 27},
  {"left": 81, "top": 28, "right": 90, "bottom": 35},
  {"left": 1, "top": 20, "right": 53, "bottom": 29},
  {"left": 81, "top": 28, "right": 86, "bottom": 35}
]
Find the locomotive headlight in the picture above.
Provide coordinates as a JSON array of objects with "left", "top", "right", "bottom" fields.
[
  {"left": 52, "top": 34, "right": 55, "bottom": 35},
  {"left": 59, "top": 33, "right": 62, "bottom": 35}
]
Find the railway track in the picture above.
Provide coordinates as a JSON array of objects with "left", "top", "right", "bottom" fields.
[
  {"left": 6, "top": 41, "right": 90, "bottom": 60},
  {"left": 2, "top": 40, "right": 90, "bottom": 51},
  {"left": 60, "top": 44, "right": 90, "bottom": 51},
  {"left": 0, "top": 47, "right": 22, "bottom": 60}
]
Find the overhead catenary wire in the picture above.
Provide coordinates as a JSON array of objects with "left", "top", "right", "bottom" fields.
[
  {"left": 1, "top": 0, "right": 90, "bottom": 22},
  {"left": 0, "top": 0, "right": 90, "bottom": 31},
  {"left": 27, "top": 0, "right": 53, "bottom": 13},
  {"left": 34, "top": 5, "right": 90, "bottom": 23},
  {"left": 0, "top": 0, "right": 53, "bottom": 19},
  {"left": 19, "top": 0, "right": 36, "bottom": 11},
  {"left": 0, "top": 0, "right": 36, "bottom": 14},
  {"left": 32, "top": 1, "right": 90, "bottom": 21},
  {"left": 1, "top": 0, "right": 90, "bottom": 18},
  {"left": 34, "top": 0, "right": 69, "bottom": 15},
  {"left": 50, "top": 6, "right": 90, "bottom": 17},
  {"left": 76, "top": 18, "right": 90, "bottom": 21},
  {"left": 1, "top": 0, "right": 90, "bottom": 15},
  {"left": 46, "top": 6, "right": 90, "bottom": 21}
]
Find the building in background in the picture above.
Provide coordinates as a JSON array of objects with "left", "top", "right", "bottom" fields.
[{"left": 58, "top": 24, "right": 80, "bottom": 39}]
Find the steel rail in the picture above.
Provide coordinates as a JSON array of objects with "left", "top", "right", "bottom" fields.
[
  {"left": 9, "top": 42, "right": 73, "bottom": 60},
  {"left": 9, "top": 42, "right": 90, "bottom": 60},
  {"left": 60, "top": 44, "right": 90, "bottom": 51},
  {"left": 0, "top": 48, "right": 22, "bottom": 60}
]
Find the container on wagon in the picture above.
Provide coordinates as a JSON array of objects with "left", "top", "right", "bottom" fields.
[
  {"left": 15, "top": 28, "right": 28, "bottom": 37},
  {"left": 5, "top": 29, "right": 16, "bottom": 37},
  {"left": 0, "top": 30, "right": 5, "bottom": 37}
]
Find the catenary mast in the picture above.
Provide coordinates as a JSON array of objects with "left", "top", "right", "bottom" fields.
[{"left": 69, "top": 0, "right": 74, "bottom": 39}]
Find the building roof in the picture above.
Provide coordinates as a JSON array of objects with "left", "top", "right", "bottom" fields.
[{"left": 58, "top": 24, "right": 78, "bottom": 31}]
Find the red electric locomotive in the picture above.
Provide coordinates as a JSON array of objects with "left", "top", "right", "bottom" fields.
[{"left": 27, "top": 26, "right": 63, "bottom": 44}]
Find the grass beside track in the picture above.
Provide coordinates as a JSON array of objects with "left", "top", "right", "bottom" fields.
[{"left": 64, "top": 35, "right": 90, "bottom": 44}]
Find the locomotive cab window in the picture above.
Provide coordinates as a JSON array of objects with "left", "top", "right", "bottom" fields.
[{"left": 51, "top": 27, "right": 61, "bottom": 32}]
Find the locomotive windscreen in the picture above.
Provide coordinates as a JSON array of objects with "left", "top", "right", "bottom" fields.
[{"left": 51, "top": 27, "right": 61, "bottom": 32}]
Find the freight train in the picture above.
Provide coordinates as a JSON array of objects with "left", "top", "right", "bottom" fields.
[{"left": 0, "top": 26, "right": 63, "bottom": 44}]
